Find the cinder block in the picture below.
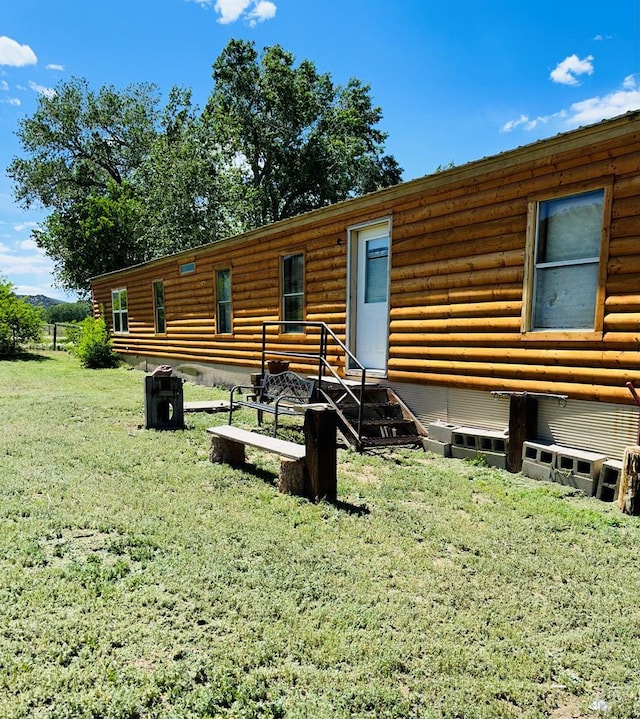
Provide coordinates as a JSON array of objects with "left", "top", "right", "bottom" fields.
[
  {"left": 423, "top": 438, "right": 451, "bottom": 457},
  {"left": 451, "top": 445, "right": 507, "bottom": 469},
  {"left": 521, "top": 441, "right": 559, "bottom": 482},
  {"left": 596, "top": 459, "right": 623, "bottom": 502},
  {"left": 427, "top": 421, "right": 458, "bottom": 444},
  {"left": 452, "top": 427, "right": 509, "bottom": 454},
  {"left": 552, "top": 446, "right": 607, "bottom": 497},
  {"left": 522, "top": 459, "right": 553, "bottom": 481}
]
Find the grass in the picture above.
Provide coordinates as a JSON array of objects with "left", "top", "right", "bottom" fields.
[{"left": 1, "top": 351, "right": 640, "bottom": 718}]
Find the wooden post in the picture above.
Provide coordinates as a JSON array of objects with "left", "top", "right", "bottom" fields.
[
  {"left": 53, "top": 323, "right": 57, "bottom": 351},
  {"left": 618, "top": 447, "right": 640, "bottom": 515},
  {"left": 303, "top": 406, "right": 337, "bottom": 501},
  {"left": 507, "top": 393, "right": 538, "bottom": 473}
]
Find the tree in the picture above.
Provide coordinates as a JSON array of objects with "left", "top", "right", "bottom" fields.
[
  {"left": 8, "top": 77, "right": 160, "bottom": 213},
  {"left": 8, "top": 44, "right": 403, "bottom": 295},
  {"left": 135, "top": 87, "right": 240, "bottom": 257},
  {"left": 205, "top": 40, "right": 402, "bottom": 228},
  {"left": 46, "top": 300, "right": 92, "bottom": 324},
  {"left": 33, "top": 180, "right": 144, "bottom": 296},
  {"left": 0, "top": 280, "right": 43, "bottom": 355}
]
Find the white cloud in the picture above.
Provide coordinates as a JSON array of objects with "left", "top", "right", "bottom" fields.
[
  {"left": 501, "top": 76, "right": 640, "bottom": 134},
  {"left": 0, "top": 80, "right": 7, "bottom": 91},
  {"left": 14, "top": 221, "right": 39, "bottom": 233},
  {"left": 46, "top": 63, "right": 64, "bottom": 71},
  {"left": 0, "top": 246, "right": 51, "bottom": 276},
  {"left": 191, "top": 0, "right": 277, "bottom": 24},
  {"left": 246, "top": 0, "right": 276, "bottom": 25},
  {"left": 214, "top": 0, "right": 252, "bottom": 23},
  {"left": 0, "top": 36, "right": 37, "bottom": 67},
  {"left": 29, "top": 80, "right": 56, "bottom": 98},
  {"left": 550, "top": 54, "right": 594, "bottom": 86},
  {"left": 568, "top": 80, "right": 640, "bottom": 126},
  {"left": 0, "top": 97, "right": 20, "bottom": 106}
]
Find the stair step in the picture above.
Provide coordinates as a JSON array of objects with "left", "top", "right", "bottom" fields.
[
  {"left": 359, "top": 418, "right": 417, "bottom": 428},
  {"left": 361, "top": 435, "right": 423, "bottom": 448}
]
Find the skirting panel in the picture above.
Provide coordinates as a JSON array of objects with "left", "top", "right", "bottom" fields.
[
  {"left": 390, "top": 381, "right": 639, "bottom": 462},
  {"left": 537, "top": 399, "right": 638, "bottom": 461}
]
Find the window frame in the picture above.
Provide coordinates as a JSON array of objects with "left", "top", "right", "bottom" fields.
[
  {"left": 521, "top": 184, "right": 612, "bottom": 341},
  {"left": 280, "top": 251, "right": 305, "bottom": 334},
  {"left": 111, "top": 287, "right": 129, "bottom": 334},
  {"left": 215, "top": 268, "right": 233, "bottom": 335},
  {"left": 153, "top": 280, "right": 166, "bottom": 334}
]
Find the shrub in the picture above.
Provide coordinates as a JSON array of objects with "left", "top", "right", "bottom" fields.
[
  {"left": 0, "top": 280, "right": 43, "bottom": 355},
  {"left": 70, "top": 316, "right": 119, "bottom": 368}
]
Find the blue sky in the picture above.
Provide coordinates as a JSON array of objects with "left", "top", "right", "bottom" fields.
[{"left": 1, "top": 0, "right": 638, "bottom": 300}]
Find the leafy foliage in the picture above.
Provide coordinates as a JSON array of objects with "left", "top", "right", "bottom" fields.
[
  {"left": 33, "top": 180, "right": 144, "bottom": 296},
  {"left": 69, "top": 316, "right": 119, "bottom": 368},
  {"left": 8, "top": 42, "right": 402, "bottom": 295},
  {"left": 0, "top": 279, "right": 43, "bottom": 354},
  {"left": 8, "top": 77, "right": 160, "bottom": 213},
  {"left": 206, "top": 40, "right": 403, "bottom": 228},
  {"left": 45, "top": 300, "right": 92, "bottom": 324}
]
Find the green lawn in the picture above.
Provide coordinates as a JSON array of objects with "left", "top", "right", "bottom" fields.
[{"left": 1, "top": 352, "right": 639, "bottom": 718}]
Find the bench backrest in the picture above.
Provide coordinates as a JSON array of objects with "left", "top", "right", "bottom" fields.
[{"left": 262, "top": 371, "right": 315, "bottom": 403}]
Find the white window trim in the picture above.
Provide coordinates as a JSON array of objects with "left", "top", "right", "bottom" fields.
[{"left": 111, "top": 288, "right": 129, "bottom": 334}]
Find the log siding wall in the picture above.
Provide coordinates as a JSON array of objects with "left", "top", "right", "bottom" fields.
[{"left": 92, "top": 113, "right": 640, "bottom": 407}]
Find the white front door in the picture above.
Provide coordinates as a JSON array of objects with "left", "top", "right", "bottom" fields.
[{"left": 352, "top": 222, "right": 390, "bottom": 372}]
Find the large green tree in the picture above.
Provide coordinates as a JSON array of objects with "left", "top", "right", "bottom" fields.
[
  {"left": 206, "top": 40, "right": 402, "bottom": 228},
  {"left": 135, "top": 87, "right": 240, "bottom": 257},
  {"left": 33, "top": 180, "right": 144, "bottom": 294},
  {"left": 8, "top": 42, "right": 402, "bottom": 296},
  {"left": 8, "top": 77, "right": 160, "bottom": 212}
]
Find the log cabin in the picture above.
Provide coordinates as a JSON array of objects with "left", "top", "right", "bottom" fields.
[{"left": 91, "top": 111, "right": 640, "bottom": 463}]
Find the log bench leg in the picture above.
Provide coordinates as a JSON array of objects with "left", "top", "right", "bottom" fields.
[
  {"left": 278, "top": 458, "right": 307, "bottom": 496},
  {"left": 209, "top": 436, "right": 246, "bottom": 465}
]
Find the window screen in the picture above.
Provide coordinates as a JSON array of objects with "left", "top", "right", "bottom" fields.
[{"left": 531, "top": 189, "right": 604, "bottom": 330}]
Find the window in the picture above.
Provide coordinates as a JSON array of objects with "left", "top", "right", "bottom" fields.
[
  {"left": 111, "top": 288, "right": 128, "bottom": 333},
  {"left": 179, "top": 261, "right": 196, "bottom": 275},
  {"left": 527, "top": 189, "right": 605, "bottom": 332},
  {"left": 153, "top": 280, "right": 165, "bottom": 334},
  {"left": 215, "top": 269, "right": 232, "bottom": 334},
  {"left": 364, "top": 237, "right": 389, "bottom": 304},
  {"left": 281, "top": 253, "right": 304, "bottom": 333}
]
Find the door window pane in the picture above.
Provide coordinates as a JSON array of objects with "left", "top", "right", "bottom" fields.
[{"left": 365, "top": 238, "right": 389, "bottom": 304}]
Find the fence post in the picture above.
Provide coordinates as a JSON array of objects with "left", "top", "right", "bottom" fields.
[
  {"left": 303, "top": 406, "right": 337, "bottom": 502},
  {"left": 52, "top": 323, "right": 57, "bottom": 351}
]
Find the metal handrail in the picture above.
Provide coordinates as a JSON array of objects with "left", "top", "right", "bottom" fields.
[{"left": 260, "top": 321, "right": 367, "bottom": 447}]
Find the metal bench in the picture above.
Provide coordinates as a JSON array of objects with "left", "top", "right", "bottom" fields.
[{"left": 229, "top": 371, "right": 317, "bottom": 436}]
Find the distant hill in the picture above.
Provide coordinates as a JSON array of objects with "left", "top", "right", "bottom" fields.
[{"left": 18, "top": 294, "right": 64, "bottom": 309}]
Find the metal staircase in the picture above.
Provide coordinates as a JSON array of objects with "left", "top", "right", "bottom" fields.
[{"left": 260, "top": 322, "right": 426, "bottom": 452}]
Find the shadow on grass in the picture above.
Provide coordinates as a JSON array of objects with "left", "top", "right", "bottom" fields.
[
  {"left": 239, "top": 462, "right": 370, "bottom": 516},
  {"left": 0, "top": 351, "right": 53, "bottom": 362}
]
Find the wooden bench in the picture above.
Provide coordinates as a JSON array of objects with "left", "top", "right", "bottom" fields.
[
  {"left": 229, "top": 371, "right": 317, "bottom": 436},
  {"left": 207, "top": 424, "right": 307, "bottom": 494},
  {"left": 208, "top": 406, "right": 338, "bottom": 501}
]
